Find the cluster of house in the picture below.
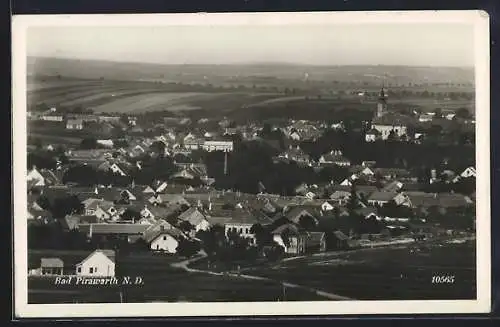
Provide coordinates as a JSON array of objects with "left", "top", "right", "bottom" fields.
[
  {"left": 28, "top": 107, "right": 137, "bottom": 131},
  {"left": 27, "top": 148, "right": 476, "bottom": 256},
  {"left": 364, "top": 88, "right": 475, "bottom": 143},
  {"left": 29, "top": 249, "right": 116, "bottom": 277}
]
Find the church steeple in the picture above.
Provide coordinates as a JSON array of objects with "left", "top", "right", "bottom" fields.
[{"left": 376, "top": 85, "right": 388, "bottom": 118}]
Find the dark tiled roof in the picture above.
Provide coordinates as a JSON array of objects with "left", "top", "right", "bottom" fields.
[
  {"left": 372, "top": 113, "right": 415, "bottom": 126},
  {"left": 368, "top": 191, "right": 398, "bottom": 202},
  {"left": 41, "top": 258, "right": 64, "bottom": 268},
  {"left": 79, "top": 223, "right": 149, "bottom": 235}
]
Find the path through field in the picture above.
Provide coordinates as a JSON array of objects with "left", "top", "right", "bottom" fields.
[{"left": 171, "top": 252, "right": 352, "bottom": 301}]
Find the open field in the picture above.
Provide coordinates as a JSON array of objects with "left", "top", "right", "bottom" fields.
[
  {"left": 27, "top": 239, "right": 476, "bottom": 303},
  {"left": 28, "top": 77, "right": 289, "bottom": 114},
  {"left": 28, "top": 57, "right": 475, "bottom": 87},
  {"left": 28, "top": 251, "right": 325, "bottom": 303},
  {"left": 243, "top": 241, "right": 476, "bottom": 300}
]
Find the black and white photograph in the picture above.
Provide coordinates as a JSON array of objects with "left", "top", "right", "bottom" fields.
[{"left": 12, "top": 11, "right": 490, "bottom": 317}]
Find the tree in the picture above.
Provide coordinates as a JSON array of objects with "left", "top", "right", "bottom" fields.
[
  {"left": 80, "top": 137, "right": 98, "bottom": 150},
  {"left": 455, "top": 107, "right": 471, "bottom": 119},
  {"left": 250, "top": 223, "right": 273, "bottom": 248},
  {"left": 51, "top": 195, "right": 84, "bottom": 219},
  {"left": 264, "top": 242, "right": 285, "bottom": 262},
  {"left": 179, "top": 221, "right": 195, "bottom": 234},
  {"left": 433, "top": 108, "right": 443, "bottom": 118},
  {"left": 121, "top": 208, "right": 141, "bottom": 221},
  {"left": 150, "top": 141, "right": 166, "bottom": 157},
  {"left": 196, "top": 224, "right": 226, "bottom": 256},
  {"left": 298, "top": 215, "right": 317, "bottom": 231},
  {"left": 177, "top": 238, "right": 201, "bottom": 258}
]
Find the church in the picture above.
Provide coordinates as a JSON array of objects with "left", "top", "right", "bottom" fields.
[{"left": 365, "top": 87, "right": 412, "bottom": 142}]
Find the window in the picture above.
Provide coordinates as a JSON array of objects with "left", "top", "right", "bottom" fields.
[
  {"left": 94, "top": 267, "right": 98, "bottom": 273},
  {"left": 77, "top": 267, "right": 81, "bottom": 273},
  {"left": 239, "top": 228, "right": 243, "bottom": 233},
  {"left": 89, "top": 267, "right": 94, "bottom": 273},
  {"left": 163, "top": 236, "right": 167, "bottom": 240}
]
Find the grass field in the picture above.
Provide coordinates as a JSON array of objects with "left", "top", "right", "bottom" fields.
[
  {"left": 28, "top": 240, "right": 476, "bottom": 303},
  {"left": 244, "top": 241, "right": 476, "bottom": 300},
  {"left": 27, "top": 251, "right": 325, "bottom": 303},
  {"left": 27, "top": 76, "right": 474, "bottom": 120},
  {"left": 27, "top": 78, "right": 288, "bottom": 114}
]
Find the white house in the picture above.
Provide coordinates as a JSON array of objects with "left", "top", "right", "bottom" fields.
[
  {"left": 75, "top": 250, "right": 115, "bottom": 277},
  {"left": 27, "top": 167, "right": 45, "bottom": 186},
  {"left": 460, "top": 166, "right": 476, "bottom": 178},
  {"left": 155, "top": 181, "right": 169, "bottom": 193},
  {"left": 367, "top": 192, "right": 408, "bottom": 207},
  {"left": 340, "top": 178, "right": 352, "bottom": 186},
  {"left": 365, "top": 129, "right": 381, "bottom": 142},
  {"left": 97, "top": 140, "right": 114, "bottom": 148},
  {"left": 147, "top": 228, "right": 184, "bottom": 253},
  {"left": 445, "top": 113, "right": 456, "bottom": 120},
  {"left": 318, "top": 150, "right": 351, "bottom": 167},
  {"left": 321, "top": 201, "right": 335, "bottom": 212},
  {"left": 109, "top": 163, "right": 128, "bottom": 176},
  {"left": 177, "top": 207, "right": 210, "bottom": 232},
  {"left": 41, "top": 113, "right": 64, "bottom": 122},
  {"left": 202, "top": 140, "right": 234, "bottom": 152},
  {"left": 66, "top": 119, "right": 83, "bottom": 130},
  {"left": 149, "top": 233, "right": 179, "bottom": 253},
  {"left": 372, "top": 123, "right": 408, "bottom": 140}
]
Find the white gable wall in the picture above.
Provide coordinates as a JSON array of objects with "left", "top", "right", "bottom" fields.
[
  {"left": 76, "top": 251, "right": 115, "bottom": 277},
  {"left": 150, "top": 234, "right": 179, "bottom": 253}
]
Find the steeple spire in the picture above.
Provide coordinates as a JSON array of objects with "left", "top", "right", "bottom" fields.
[{"left": 375, "top": 83, "right": 388, "bottom": 118}]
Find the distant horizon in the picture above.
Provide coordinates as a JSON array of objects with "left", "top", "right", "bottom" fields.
[
  {"left": 27, "top": 24, "right": 474, "bottom": 67},
  {"left": 28, "top": 55, "right": 475, "bottom": 70}
]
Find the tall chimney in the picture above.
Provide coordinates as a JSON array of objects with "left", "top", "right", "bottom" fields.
[{"left": 223, "top": 151, "right": 228, "bottom": 176}]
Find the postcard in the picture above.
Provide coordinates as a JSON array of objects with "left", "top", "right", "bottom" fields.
[{"left": 12, "top": 10, "right": 490, "bottom": 318}]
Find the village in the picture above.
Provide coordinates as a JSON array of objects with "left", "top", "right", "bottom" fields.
[{"left": 26, "top": 88, "right": 476, "bottom": 302}]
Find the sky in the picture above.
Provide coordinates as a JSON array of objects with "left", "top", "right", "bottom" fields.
[{"left": 27, "top": 24, "right": 474, "bottom": 67}]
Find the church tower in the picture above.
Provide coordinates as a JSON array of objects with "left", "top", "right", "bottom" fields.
[{"left": 376, "top": 86, "right": 388, "bottom": 118}]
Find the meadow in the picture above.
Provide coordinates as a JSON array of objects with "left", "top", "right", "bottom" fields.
[
  {"left": 27, "top": 78, "right": 288, "bottom": 115},
  {"left": 245, "top": 241, "right": 476, "bottom": 300}
]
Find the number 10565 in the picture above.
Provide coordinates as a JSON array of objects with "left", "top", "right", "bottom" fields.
[{"left": 432, "top": 275, "right": 455, "bottom": 283}]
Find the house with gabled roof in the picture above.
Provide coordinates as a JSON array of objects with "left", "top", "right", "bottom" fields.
[
  {"left": 146, "top": 227, "right": 185, "bottom": 253},
  {"left": 365, "top": 128, "right": 381, "bottom": 142},
  {"left": 271, "top": 223, "right": 307, "bottom": 255},
  {"left": 305, "top": 232, "right": 327, "bottom": 253},
  {"left": 177, "top": 207, "right": 210, "bottom": 232},
  {"left": 141, "top": 205, "right": 179, "bottom": 221},
  {"left": 171, "top": 163, "right": 208, "bottom": 181},
  {"left": 108, "top": 162, "right": 133, "bottom": 177},
  {"left": 284, "top": 205, "right": 320, "bottom": 225},
  {"left": 460, "top": 166, "right": 476, "bottom": 178},
  {"left": 371, "top": 113, "right": 414, "bottom": 140},
  {"left": 39, "top": 258, "right": 64, "bottom": 275},
  {"left": 374, "top": 168, "right": 411, "bottom": 180},
  {"left": 318, "top": 150, "right": 351, "bottom": 167},
  {"left": 349, "top": 165, "right": 375, "bottom": 178},
  {"left": 27, "top": 167, "right": 60, "bottom": 187},
  {"left": 82, "top": 198, "right": 117, "bottom": 221},
  {"left": 321, "top": 201, "right": 336, "bottom": 212},
  {"left": 276, "top": 145, "right": 312, "bottom": 166},
  {"left": 27, "top": 207, "right": 52, "bottom": 223},
  {"left": 151, "top": 194, "right": 190, "bottom": 207},
  {"left": 329, "top": 190, "right": 351, "bottom": 205},
  {"left": 453, "top": 166, "right": 476, "bottom": 183},
  {"left": 367, "top": 191, "right": 408, "bottom": 207},
  {"left": 382, "top": 180, "right": 404, "bottom": 192}
]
